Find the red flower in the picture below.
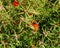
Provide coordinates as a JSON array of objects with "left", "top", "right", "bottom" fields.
[
  {"left": 32, "top": 23, "right": 38, "bottom": 31},
  {"left": 13, "top": 0, "right": 19, "bottom": 6}
]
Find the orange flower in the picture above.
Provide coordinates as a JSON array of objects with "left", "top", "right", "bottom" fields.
[{"left": 32, "top": 22, "right": 38, "bottom": 31}]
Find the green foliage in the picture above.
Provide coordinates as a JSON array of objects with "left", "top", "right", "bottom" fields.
[{"left": 0, "top": 0, "right": 60, "bottom": 48}]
